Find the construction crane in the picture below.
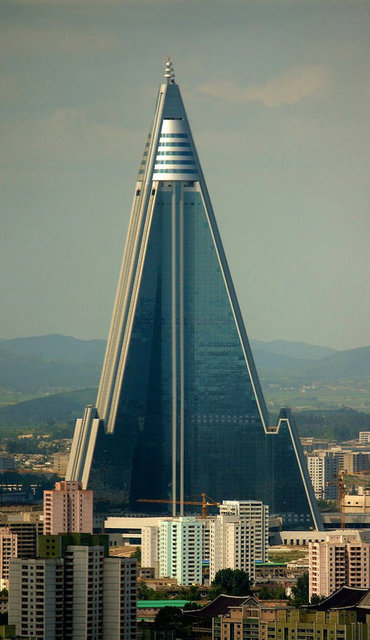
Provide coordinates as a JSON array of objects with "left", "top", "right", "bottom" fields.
[{"left": 137, "top": 492, "right": 220, "bottom": 518}]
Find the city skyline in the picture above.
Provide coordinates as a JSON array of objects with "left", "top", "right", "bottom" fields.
[{"left": 1, "top": 0, "right": 369, "bottom": 351}]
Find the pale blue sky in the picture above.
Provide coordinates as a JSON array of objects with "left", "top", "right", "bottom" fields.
[{"left": 1, "top": 0, "right": 369, "bottom": 350}]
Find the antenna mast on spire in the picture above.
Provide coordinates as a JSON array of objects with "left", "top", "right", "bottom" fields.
[{"left": 164, "top": 57, "right": 175, "bottom": 84}]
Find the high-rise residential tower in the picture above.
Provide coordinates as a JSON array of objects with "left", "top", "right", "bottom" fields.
[
  {"left": 210, "top": 500, "right": 269, "bottom": 582},
  {"left": 43, "top": 481, "right": 93, "bottom": 535},
  {"left": 159, "top": 516, "right": 203, "bottom": 586},
  {"left": 9, "top": 534, "right": 137, "bottom": 640},
  {"left": 66, "top": 60, "right": 321, "bottom": 531},
  {"left": 309, "top": 533, "right": 370, "bottom": 598}
]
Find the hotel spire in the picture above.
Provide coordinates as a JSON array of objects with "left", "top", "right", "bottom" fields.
[{"left": 66, "top": 64, "right": 322, "bottom": 530}]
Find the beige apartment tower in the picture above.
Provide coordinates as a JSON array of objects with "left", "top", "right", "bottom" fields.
[
  {"left": 0, "top": 527, "right": 17, "bottom": 589},
  {"left": 210, "top": 500, "right": 269, "bottom": 582},
  {"left": 8, "top": 536, "right": 137, "bottom": 640},
  {"left": 309, "top": 533, "right": 370, "bottom": 598},
  {"left": 43, "top": 480, "right": 93, "bottom": 535}
]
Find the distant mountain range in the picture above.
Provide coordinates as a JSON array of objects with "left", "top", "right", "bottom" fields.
[
  {"left": 1, "top": 333, "right": 336, "bottom": 364},
  {"left": 0, "top": 334, "right": 369, "bottom": 394},
  {"left": 0, "top": 334, "right": 106, "bottom": 364},
  {"left": 251, "top": 339, "right": 336, "bottom": 361},
  {"left": 252, "top": 344, "right": 370, "bottom": 381},
  {"left": 0, "top": 334, "right": 368, "bottom": 428}
]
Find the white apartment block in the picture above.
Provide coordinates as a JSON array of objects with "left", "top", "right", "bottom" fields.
[
  {"left": 43, "top": 480, "right": 93, "bottom": 535},
  {"left": 9, "top": 541, "right": 136, "bottom": 640},
  {"left": 343, "top": 488, "right": 370, "bottom": 513},
  {"left": 142, "top": 518, "right": 212, "bottom": 580},
  {"left": 0, "top": 527, "right": 18, "bottom": 589},
  {"left": 359, "top": 432, "right": 370, "bottom": 444},
  {"left": 210, "top": 500, "right": 269, "bottom": 583},
  {"left": 104, "top": 516, "right": 162, "bottom": 547},
  {"left": 64, "top": 546, "right": 137, "bottom": 640},
  {"left": 64, "top": 544, "right": 104, "bottom": 639},
  {"left": 142, "top": 525, "right": 159, "bottom": 576},
  {"left": 159, "top": 517, "right": 202, "bottom": 586},
  {"left": 103, "top": 557, "right": 136, "bottom": 640},
  {"left": 309, "top": 533, "right": 370, "bottom": 599},
  {"left": 9, "top": 558, "right": 64, "bottom": 640},
  {"left": 306, "top": 451, "right": 339, "bottom": 500},
  {"left": 138, "top": 502, "right": 268, "bottom": 586},
  {"left": 0, "top": 511, "right": 43, "bottom": 559},
  {"left": 219, "top": 501, "right": 269, "bottom": 562},
  {"left": 210, "top": 515, "right": 256, "bottom": 582},
  {"left": 342, "top": 451, "right": 370, "bottom": 473}
]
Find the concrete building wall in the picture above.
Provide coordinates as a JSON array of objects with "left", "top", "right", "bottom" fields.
[
  {"left": 343, "top": 451, "right": 370, "bottom": 473},
  {"left": 359, "top": 432, "right": 370, "bottom": 444},
  {"left": 309, "top": 534, "right": 370, "bottom": 598},
  {"left": 343, "top": 489, "right": 370, "bottom": 513},
  {"left": 103, "top": 557, "right": 136, "bottom": 640},
  {"left": 214, "top": 604, "right": 370, "bottom": 640},
  {"left": 0, "top": 513, "right": 44, "bottom": 559},
  {"left": 8, "top": 538, "right": 137, "bottom": 639},
  {"left": 306, "top": 451, "right": 339, "bottom": 500},
  {"left": 8, "top": 558, "right": 64, "bottom": 640},
  {"left": 158, "top": 520, "right": 174, "bottom": 579},
  {"left": 175, "top": 518, "right": 202, "bottom": 585},
  {"left": 210, "top": 501, "right": 269, "bottom": 583},
  {"left": 64, "top": 545, "right": 104, "bottom": 640},
  {"left": 219, "top": 500, "right": 269, "bottom": 562},
  {"left": 43, "top": 481, "right": 93, "bottom": 535},
  {"left": 158, "top": 517, "right": 202, "bottom": 586},
  {"left": 53, "top": 453, "right": 69, "bottom": 476},
  {"left": 0, "top": 527, "right": 17, "bottom": 587},
  {"left": 141, "top": 526, "right": 159, "bottom": 577}
]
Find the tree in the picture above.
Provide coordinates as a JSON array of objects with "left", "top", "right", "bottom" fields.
[
  {"left": 258, "top": 585, "right": 286, "bottom": 600},
  {"left": 290, "top": 572, "right": 309, "bottom": 608},
  {"left": 154, "top": 607, "right": 192, "bottom": 638},
  {"left": 209, "top": 569, "right": 252, "bottom": 599},
  {"left": 310, "top": 594, "right": 326, "bottom": 606},
  {"left": 137, "top": 581, "right": 169, "bottom": 601},
  {"left": 130, "top": 547, "right": 141, "bottom": 564},
  {"left": 178, "top": 585, "right": 201, "bottom": 601},
  {"left": 137, "top": 581, "right": 151, "bottom": 600}
]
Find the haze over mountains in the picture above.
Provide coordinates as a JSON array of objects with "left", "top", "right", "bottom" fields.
[
  {"left": 0, "top": 334, "right": 369, "bottom": 426},
  {"left": 0, "top": 334, "right": 368, "bottom": 391}
]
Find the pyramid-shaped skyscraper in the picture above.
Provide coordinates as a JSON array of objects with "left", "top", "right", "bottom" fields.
[{"left": 67, "top": 61, "right": 322, "bottom": 530}]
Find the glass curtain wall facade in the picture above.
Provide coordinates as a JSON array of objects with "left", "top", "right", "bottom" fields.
[{"left": 66, "top": 61, "right": 322, "bottom": 530}]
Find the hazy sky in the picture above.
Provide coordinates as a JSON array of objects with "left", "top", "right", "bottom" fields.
[{"left": 1, "top": 0, "right": 369, "bottom": 350}]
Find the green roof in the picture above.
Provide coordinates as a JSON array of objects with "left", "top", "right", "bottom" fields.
[{"left": 137, "top": 600, "right": 191, "bottom": 608}]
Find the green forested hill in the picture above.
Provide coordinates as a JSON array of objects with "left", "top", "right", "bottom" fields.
[
  {"left": 0, "top": 388, "right": 96, "bottom": 427},
  {"left": 0, "top": 336, "right": 368, "bottom": 430}
]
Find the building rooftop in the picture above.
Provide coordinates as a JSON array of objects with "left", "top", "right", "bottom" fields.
[
  {"left": 185, "top": 594, "right": 254, "bottom": 619},
  {"left": 306, "top": 586, "right": 370, "bottom": 612},
  {"left": 137, "top": 600, "right": 190, "bottom": 609}
]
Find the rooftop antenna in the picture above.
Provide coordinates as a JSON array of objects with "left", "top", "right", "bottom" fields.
[{"left": 164, "top": 57, "right": 175, "bottom": 84}]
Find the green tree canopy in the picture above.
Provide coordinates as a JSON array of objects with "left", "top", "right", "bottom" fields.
[
  {"left": 209, "top": 569, "right": 252, "bottom": 599},
  {"left": 130, "top": 547, "right": 141, "bottom": 564},
  {"left": 258, "top": 585, "right": 286, "bottom": 600},
  {"left": 290, "top": 572, "right": 309, "bottom": 608},
  {"left": 154, "top": 607, "right": 192, "bottom": 638}
]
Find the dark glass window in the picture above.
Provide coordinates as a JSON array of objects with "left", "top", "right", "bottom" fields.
[{"left": 88, "top": 182, "right": 314, "bottom": 527}]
